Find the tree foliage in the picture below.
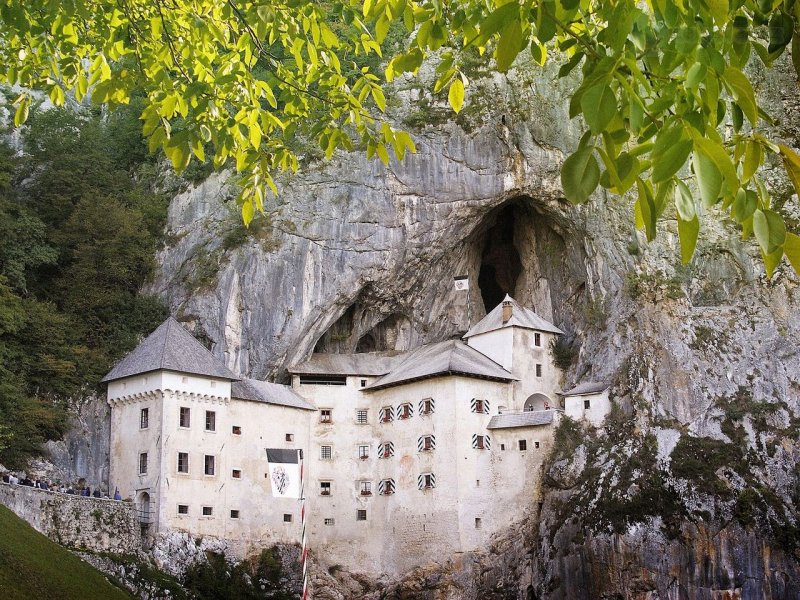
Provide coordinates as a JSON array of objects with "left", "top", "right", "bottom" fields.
[
  {"left": 0, "top": 106, "right": 168, "bottom": 468},
  {"left": 2, "top": 0, "right": 800, "bottom": 273}
]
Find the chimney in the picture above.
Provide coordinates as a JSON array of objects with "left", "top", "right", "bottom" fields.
[{"left": 501, "top": 300, "right": 512, "bottom": 324}]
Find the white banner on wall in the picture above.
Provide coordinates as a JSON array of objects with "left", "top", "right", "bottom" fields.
[{"left": 266, "top": 448, "right": 301, "bottom": 499}]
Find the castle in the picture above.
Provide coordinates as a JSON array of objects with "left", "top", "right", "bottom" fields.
[{"left": 104, "top": 296, "right": 610, "bottom": 575}]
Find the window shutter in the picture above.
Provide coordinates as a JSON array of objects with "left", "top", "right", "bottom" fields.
[
  {"left": 417, "top": 474, "right": 424, "bottom": 490},
  {"left": 485, "top": 435, "right": 491, "bottom": 450},
  {"left": 417, "top": 435, "right": 435, "bottom": 452},
  {"left": 418, "top": 473, "right": 436, "bottom": 489},
  {"left": 470, "top": 398, "right": 477, "bottom": 412}
]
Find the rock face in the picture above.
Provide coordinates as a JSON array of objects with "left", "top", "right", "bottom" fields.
[{"left": 103, "top": 55, "right": 800, "bottom": 597}]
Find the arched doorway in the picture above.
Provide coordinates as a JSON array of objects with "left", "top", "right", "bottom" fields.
[
  {"left": 524, "top": 393, "right": 553, "bottom": 411},
  {"left": 136, "top": 491, "right": 152, "bottom": 524}
]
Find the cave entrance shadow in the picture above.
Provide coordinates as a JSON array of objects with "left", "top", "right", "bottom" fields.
[{"left": 478, "top": 203, "right": 523, "bottom": 313}]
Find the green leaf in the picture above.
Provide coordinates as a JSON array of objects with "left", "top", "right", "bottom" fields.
[
  {"left": 706, "top": 0, "right": 729, "bottom": 24},
  {"left": 778, "top": 144, "right": 800, "bottom": 197},
  {"left": 784, "top": 232, "right": 800, "bottom": 274},
  {"left": 561, "top": 146, "right": 600, "bottom": 204},
  {"left": 635, "top": 179, "right": 657, "bottom": 241},
  {"left": 768, "top": 11, "right": 794, "bottom": 54},
  {"left": 495, "top": 19, "right": 523, "bottom": 72},
  {"left": 581, "top": 84, "right": 617, "bottom": 135},
  {"left": 651, "top": 125, "right": 692, "bottom": 184},
  {"left": 678, "top": 214, "right": 700, "bottom": 264},
  {"left": 674, "top": 179, "right": 696, "bottom": 221},
  {"left": 692, "top": 149, "right": 723, "bottom": 207},
  {"left": 448, "top": 78, "right": 464, "bottom": 114},
  {"left": 530, "top": 40, "right": 546, "bottom": 65},
  {"left": 741, "top": 140, "right": 761, "bottom": 182},
  {"left": 13, "top": 96, "right": 29, "bottom": 127},
  {"left": 722, "top": 66, "right": 758, "bottom": 126},
  {"left": 762, "top": 246, "right": 783, "bottom": 278},
  {"left": 752, "top": 208, "right": 786, "bottom": 254},
  {"left": 693, "top": 135, "right": 738, "bottom": 190},
  {"left": 732, "top": 188, "right": 757, "bottom": 223},
  {"left": 242, "top": 199, "right": 255, "bottom": 226},
  {"left": 476, "top": 3, "right": 521, "bottom": 46}
]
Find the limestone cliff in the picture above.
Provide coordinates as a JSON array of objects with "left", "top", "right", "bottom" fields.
[{"left": 90, "top": 53, "right": 800, "bottom": 597}]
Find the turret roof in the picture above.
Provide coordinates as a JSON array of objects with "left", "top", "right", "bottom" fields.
[
  {"left": 101, "top": 317, "right": 238, "bottom": 382},
  {"left": 463, "top": 295, "right": 563, "bottom": 338},
  {"left": 364, "top": 339, "right": 517, "bottom": 391}
]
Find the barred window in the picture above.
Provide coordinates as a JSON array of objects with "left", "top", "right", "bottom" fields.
[
  {"left": 356, "top": 509, "right": 367, "bottom": 521},
  {"left": 320, "top": 445, "right": 332, "bottom": 460},
  {"left": 356, "top": 409, "right": 368, "bottom": 424},
  {"left": 535, "top": 363, "right": 543, "bottom": 377}
]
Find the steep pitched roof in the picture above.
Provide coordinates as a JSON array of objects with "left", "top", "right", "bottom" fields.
[
  {"left": 487, "top": 410, "right": 556, "bottom": 429},
  {"left": 101, "top": 317, "right": 238, "bottom": 382},
  {"left": 463, "top": 295, "right": 563, "bottom": 338},
  {"left": 560, "top": 381, "right": 609, "bottom": 396},
  {"left": 365, "top": 340, "right": 517, "bottom": 391},
  {"left": 232, "top": 379, "right": 316, "bottom": 410},
  {"left": 288, "top": 352, "right": 402, "bottom": 376}
]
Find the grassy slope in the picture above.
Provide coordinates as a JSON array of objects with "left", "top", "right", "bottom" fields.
[{"left": 0, "top": 505, "right": 132, "bottom": 600}]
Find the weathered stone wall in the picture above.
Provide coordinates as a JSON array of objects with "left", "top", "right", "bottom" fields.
[{"left": 0, "top": 482, "right": 141, "bottom": 553}]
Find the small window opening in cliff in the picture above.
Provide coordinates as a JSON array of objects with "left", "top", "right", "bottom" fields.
[{"left": 478, "top": 205, "right": 522, "bottom": 312}]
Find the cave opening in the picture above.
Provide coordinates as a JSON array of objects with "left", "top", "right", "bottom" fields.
[{"left": 478, "top": 204, "right": 523, "bottom": 313}]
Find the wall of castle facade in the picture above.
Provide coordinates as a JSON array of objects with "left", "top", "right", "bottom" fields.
[{"left": 0, "top": 481, "right": 140, "bottom": 553}]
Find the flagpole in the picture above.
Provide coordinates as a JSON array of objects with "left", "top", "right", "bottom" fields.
[{"left": 299, "top": 449, "right": 309, "bottom": 600}]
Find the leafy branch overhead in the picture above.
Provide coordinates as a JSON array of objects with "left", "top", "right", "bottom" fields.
[{"left": 2, "top": 0, "right": 800, "bottom": 275}]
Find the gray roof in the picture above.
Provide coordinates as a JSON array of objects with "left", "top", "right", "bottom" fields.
[
  {"left": 560, "top": 382, "right": 609, "bottom": 396},
  {"left": 289, "top": 352, "right": 402, "bottom": 376},
  {"left": 102, "top": 317, "right": 238, "bottom": 383},
  {"left": 365, "top": 340, "right": 517, "bottom": 391},
  {"left": 463, "top": 295, "right": 563, "bottom": 338},
  {"left": 232, "top": 379, "right": 316, "bottom": 410},
  {"left": 487, "top": 410, "right": 557, "bottom": 429}
]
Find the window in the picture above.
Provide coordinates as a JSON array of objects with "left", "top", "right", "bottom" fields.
[
  {"left": 202, "top": 506, "right": 213, "bottom": 517},
  {"left": 476, "top": 479, "right": 480, "bottom": 487},
  {"left": 356, "top": 509, "right": 367, "bottom": 521},
  {"left": 398, "top": 403, "right": 413, "bottom": 420},
  {"left": 204, "top": 455, "right": 215, "bottom": 476},
  {"left": 320, "top": 409, "right": 332, "bottom": 423},
  {"left": 418, "top": 435, "right": 436, "bottom": 452},
  {"left": 471, "top": 398, "right": 489, "bottom": 414},
  {"left": 177, "top": 452, "right": 189, "bottom": 473},
  {"left": 379, "top": 406, "right": 394, "bottom": 423},
  {"left": 378, "top": 442, "right": 394, "bottom": 458},
  {"left": 320, "top": 445, "right": 332, "bottom": 460},
  {"left": 324, "top": 518, "right": 335, "bottom": 526},
  {"left": 139, "top": 452, "right": 148, "bottom": 475},
  {"left": 320, "top": 481, "right": 331, "bottom": 496},
  {"left": 210, "top": 381, "right": 216, "bottom": 388},
  {"left": 230, "top": 510, "right": 240, "bottom": 519},
  {"left": 140, "top": 408, "right": 149, "bottom": 429},
  {"left": 179, "top": 407, "right": 191, "bottom": 428},
  {"left": 360, "top": 379, "right": 367, "bottom": 388},
  {"left": 232, "top": 425, "right": 242, "bottom": 435},
  {"left": 534, "top": 441, "right": 540, "bottom": 449},
  {"left": 299, "top": 375, "right": 346, "bottom": 386},
  {"left": 536, "top": 364, "right": 543, "bottom": 377},
  {"left": 231, "top": 469, "right": 242, "bottom": 479},
  {"left": 205, "top": 410, "right": 216, "bottom": 432},
  {"left": 419, "top": 398, "right": 435, "bottom": 415},
  {"left": 283, "top": 513, "right": 293, "bottom": 523},
  {"left": 500, "top": 443, "right": 506, "bottom": 450},
  {"left": 181, "top": 376, "right": 189, "bottom": 384},
  {"left": 285, "top": 433, "right": 294, "bottom": 442},
  {"left": 357, "top": 444, "right": 369, "bottom": 460},
  {"left": 359, "top": 481, "right": 372, "bottom": 496},
  {"left": 534, "top": 332, "right": 541, "bottom": 346},
  {"left": 475, "top": 517, "right": 482, "bottom": 529},
  {"left": 518, "top": 440, "right": 527, "bottom": 451},
  {"left": 378, "top": 478, "right": 395, "bottom": 495},
  {"left": 177, "top": 504, "right": 189, "bottom": 515},
  {"left": 472, "top": 434, "right": 490, "bottom": 450},
  {"left": 418, "top": 473, "right": 436, "bottom": 490},
  {"left": 356, "top": 409, "right": 368, "bottom": 424},
  {"left": 584, "top": 399, "right": 591, "bottom": 409}
]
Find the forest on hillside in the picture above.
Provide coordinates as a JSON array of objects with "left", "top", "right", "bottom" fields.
[{"left": 0, "top": 100, "right": 175, "bottom": 468}]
